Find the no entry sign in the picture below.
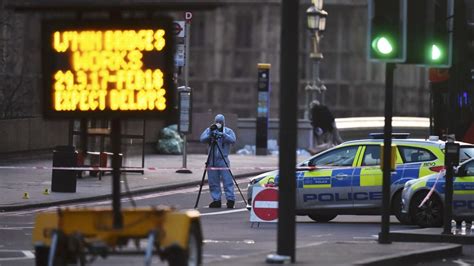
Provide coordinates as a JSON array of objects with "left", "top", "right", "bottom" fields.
[{"left": 250, "top": 187, "right": 278, "bottom": 223}]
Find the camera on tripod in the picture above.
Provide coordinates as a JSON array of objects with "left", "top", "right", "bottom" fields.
[{"left": 210, "top": 124, "right": 219, "bottom": 131}]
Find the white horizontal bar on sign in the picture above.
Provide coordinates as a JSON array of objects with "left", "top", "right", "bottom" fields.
[
  {"left": 335, "top": 116, "right": 429, "bottom": 129},
  {"left": 254, "top": 201, "right": 278, "bottom": 209}
]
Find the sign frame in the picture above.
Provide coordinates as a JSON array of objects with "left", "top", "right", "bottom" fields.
[
  {"left": 177, "top": 86, "right": 192, "bottom": 133},
  {"left": 41, "top": 18, "right": 176, "bottom": 119},
  {"left": 250, "top": 186, "right": 279, "bottom": 223}
]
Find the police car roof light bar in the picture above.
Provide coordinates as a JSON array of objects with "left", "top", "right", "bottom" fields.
[{"left": 369, "top": 133, "right": 410, "bottom": 139}]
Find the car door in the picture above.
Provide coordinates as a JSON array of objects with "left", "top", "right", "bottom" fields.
[
  {"left": 298, "top": 145, "right": 360, "bottom": 210},
  {"left": 352, "top": 145, "right": 384, "bottom": 209},
  {"left": 453, "top": 160, "right": 474, "bottom": 218}
]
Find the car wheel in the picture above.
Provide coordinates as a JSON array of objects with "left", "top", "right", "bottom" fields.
[
  {"left": 167, "top": 221, "right": 202, "bottom": 266},
  {"left": 410, "top": 191, "right": 443, "bottom": 228},
  {"left": 308, "top": 214, "right": 337, "bottom": 223},
  {"left": 392, "top": 191, "right": 413, "bottom": 225}
]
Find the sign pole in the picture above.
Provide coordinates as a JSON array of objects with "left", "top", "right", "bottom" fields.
[
  {"left": 111, "top": 119, "right": 123, "bottom": 229},
  {"left": 183, "top": 16, "right": 190, "bottom": 170},
  {"left": 176, "top": 13, "right": 193, "bottom": 174},
  {"left": 443, "top": 141, "right": 459, "bottom": 234}
]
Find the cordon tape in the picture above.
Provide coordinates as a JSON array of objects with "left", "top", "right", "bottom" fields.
[{"left": 0, "top": 165, "right": 321, "bottom": 172}]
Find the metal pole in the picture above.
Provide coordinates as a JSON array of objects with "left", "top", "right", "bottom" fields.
[
  {"left": 379, "top": 63, "right": 395, "bottom": 244},
  {"left": 182, "top": 134, "right": 188, "bottom": 169},
  {"left": 268, "top": 0, "right": 299, "bottom": 263},
  {"left": 443, "top": 162, "right": 454, "bottom": 234},
  {"left": 313, "top": 59, "right": 320, "bottom": 104},
  {"left": 111, "top": 119, "right": 123, "bottom": 229},
  {"left": 182, "top": 19, "right": 191, "bottom": 170}
]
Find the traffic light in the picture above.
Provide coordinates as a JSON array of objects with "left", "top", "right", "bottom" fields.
[
  {"left": 368, "top": 0, "right": 407, "bottom": 62},
  {"left": 406, "top": 0, "right": 453, "bottom": 67}
]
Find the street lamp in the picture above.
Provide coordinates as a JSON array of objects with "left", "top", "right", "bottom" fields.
[{"left": 305, "top": 1, "right": 328, "bottom": 119}]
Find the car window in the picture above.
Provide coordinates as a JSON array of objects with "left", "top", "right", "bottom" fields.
[
  {"left": 398, "top": 146, "right": 436, "bottom": 163},
  {"left": 310, "top": 146, "right": 359, "bottom": 167},
  {"left": 460, "top": 147, "right": 474, "bottom": 163},
  {"left": 463, "top": 160, "right": 474, "bottom": 176},
  {"left": 362, "top": 145, "right": 381, "bottom": 166}
]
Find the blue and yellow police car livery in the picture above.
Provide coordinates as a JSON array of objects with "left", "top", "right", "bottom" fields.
[
  {"left": 401, "top": 157, "right": 474, "bottom": 227},
  {"left": 247, "top": 135, "right": 474, "bottom": 224}
]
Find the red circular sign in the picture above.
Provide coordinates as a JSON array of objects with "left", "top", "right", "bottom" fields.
[
  {"left": 173, "top": 22, "right": 183, "bottom": 35},
  {"left": 252, "top": 188, "right": 278, "bottom": 221}
]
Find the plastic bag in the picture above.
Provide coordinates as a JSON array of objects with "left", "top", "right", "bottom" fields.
[{"left": 156, "top": 125, "right": 183, "bottom": 154}]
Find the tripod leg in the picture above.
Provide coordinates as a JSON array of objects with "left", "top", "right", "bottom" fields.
[
  {"left": 194, "top": 143, "right": 214, "bottom": 209},
  {"left": 194, "top": 168, "right": 207, "bottom": 209},
  {"left": 214, "top": 142, "right": 248, "bottom": 206}
]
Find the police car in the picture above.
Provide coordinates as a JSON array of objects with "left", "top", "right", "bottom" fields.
[
  {"left": 247, "top": 134, "right": 474, "bottom": 224},
  {"left": 401, "top": 157, "right": 474, "bottom": 227}
]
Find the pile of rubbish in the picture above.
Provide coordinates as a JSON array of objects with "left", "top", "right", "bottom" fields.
[
  {"left": 235, "top": 139, "right": 311, "bottom": 157},
  {"left": 156, "top": 125, "right": 183, "bottom": 154}
]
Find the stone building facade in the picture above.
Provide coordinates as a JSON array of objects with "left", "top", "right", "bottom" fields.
[
  {"left": 0, "top": 0, "right": 430, "bottom": 121},
  {"left": 185, "top": 0, "right": 430, "bottom": 119}
]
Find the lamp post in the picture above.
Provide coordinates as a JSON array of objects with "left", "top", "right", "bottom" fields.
[{"left": 305, "top": 1, "right": 328, "bottom": 119}]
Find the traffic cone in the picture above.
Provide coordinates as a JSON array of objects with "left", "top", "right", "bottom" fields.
[
  {"left": 22, "top": 192, "right": 29, "bottom": 199},
  {"left": 43, "top": 188, "right": 50, "bottom": 195}
]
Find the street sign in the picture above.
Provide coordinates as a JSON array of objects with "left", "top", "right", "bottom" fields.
[
  {"left": 178, "top": 86, "right": 191, "bottom": 133},
  {"left": 175, "top": 44, "right": 185, "bottom": 67},
  {"left": 256, "top": 63, "right": 271, "bottom": 155},
  {"left": 185, "top": 12, "right": 193, "bottom": 22},
  {"left": 42, "top": 18, "right": 176, "bottom": 119},
  {"left": 173, "top": 21, "right": 185, "bottom": 38},
  {"left": 250, "top": 187, "right": 278, "bottom": 223}
]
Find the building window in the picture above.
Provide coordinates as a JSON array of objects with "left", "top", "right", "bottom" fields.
[
  {"left": 235, "top": 13, "right": 252, "bottom": 48},
  {"left": 191, "top": 15, "right": 205, "bottom": 47}
]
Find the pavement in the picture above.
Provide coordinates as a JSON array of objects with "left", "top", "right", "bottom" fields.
[
  {"left": 0, "top": 152, "right": 281, "bottom": 211},
  {"left": 0, "top": 151, "right": 466, "bottom": 265}
]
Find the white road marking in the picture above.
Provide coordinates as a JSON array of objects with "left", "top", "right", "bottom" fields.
[
  {"left": 0, "top": 226, "right": 34, "bottom": 230},
  {"left": 0, "top": 250, "right": 34, "bottom": 261},
  {"left": 1, "top": 179, "right": 250, "bottom": 217},
  {"left": 200, "top": 208, "right": 247, "bottom": 216},
  {"left": 1, "top": 186, "right": 204, "bottom": 217},
  {"left": 296, "top": 241, "right": 327, "bottom": 248},
  {"left": 312, "top": 234, "right": 332, "bottom": 238},
  {"left": 353, "top": 236, "right": 378, "bottom": 240},
  {"left": 22, "top": 250, "right": 35, "bottom": 259},
  {"left": 205, "top": 241, "right": 327, "bottom": 264},
  {"left": 453, "top": 259, "right": 470, "bottom": 266},
  {"left": 203, "top": 239, "right": 255, "bottom": 244}
]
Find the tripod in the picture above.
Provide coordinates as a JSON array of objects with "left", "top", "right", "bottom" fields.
[{"left": 194, "top": 136, "right": 248, "bottom": 209}]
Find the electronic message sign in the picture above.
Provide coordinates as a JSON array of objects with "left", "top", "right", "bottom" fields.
[{"left": 42, "top": 19, "right": 175, "bottom": 118}]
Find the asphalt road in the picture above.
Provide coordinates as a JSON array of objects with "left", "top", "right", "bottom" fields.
[{"left": 0, "top": 180, "right": 472, "bottom": 265}]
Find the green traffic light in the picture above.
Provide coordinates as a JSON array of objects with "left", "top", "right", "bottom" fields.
[
  {"left": 372, "top": 36, "right": 394, "bottom": 56},
  {"left": 431, "top": 44, "right": 442, "bottom": 61}
]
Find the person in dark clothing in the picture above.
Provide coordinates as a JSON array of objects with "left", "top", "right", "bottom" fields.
[
  {"left": 309, "top": 100, "right": 343, "bottom": 154},
  {"left": 311, "top": 101, "right": 335, "bottom": 134}
]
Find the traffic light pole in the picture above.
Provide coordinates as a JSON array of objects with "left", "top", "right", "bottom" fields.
[
  {"left": 379, "top": 63, "right": 395, "bottom": 244},
  {"left": 266, "top": 0, "right": 298, "bottom": 263},
  {"left": 443, "top": 164, "right": 454, "bottom": 234}
]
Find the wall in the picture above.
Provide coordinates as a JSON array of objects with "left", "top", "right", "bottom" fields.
[{"left": 0, "top": 118, "right": 68, "bottom": 153}]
